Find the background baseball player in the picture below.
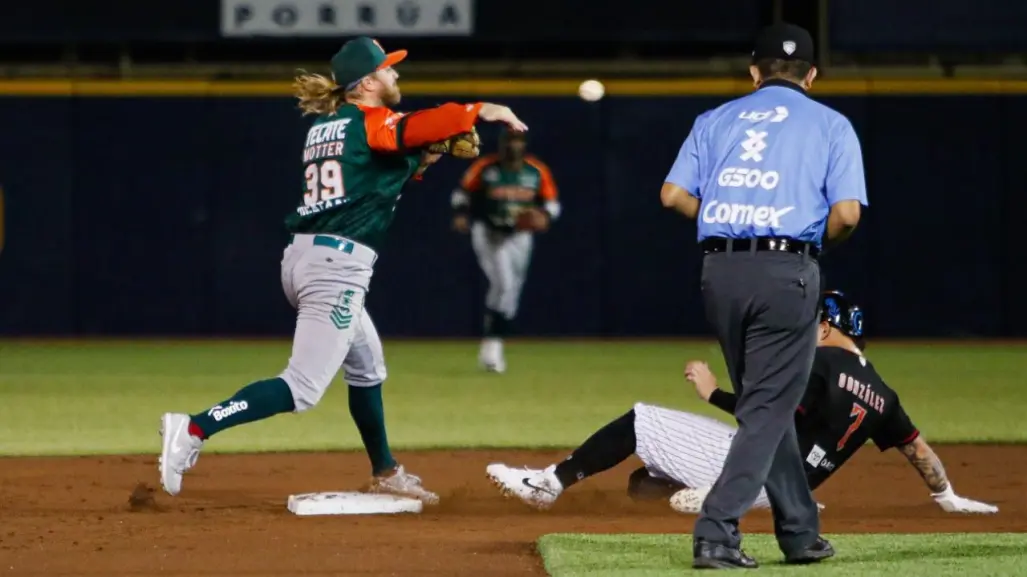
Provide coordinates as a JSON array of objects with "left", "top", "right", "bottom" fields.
[
  {"left": 158, "top": 36, "right": 527, "bottom": 503},
  {"left": 486, "top": 291, "right": 998, "bottom": 516},
  {"left": 451, "top": 128, "right": 559, "bottom": 372}
]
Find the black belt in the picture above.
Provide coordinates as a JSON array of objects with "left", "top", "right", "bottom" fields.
[{"left": 701, "top": 237, "right": 819, "bottom": 258}]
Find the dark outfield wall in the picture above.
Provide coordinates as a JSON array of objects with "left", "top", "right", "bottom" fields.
[{"left": 0, "top": 90, "right": 1023, "bottom": 337}]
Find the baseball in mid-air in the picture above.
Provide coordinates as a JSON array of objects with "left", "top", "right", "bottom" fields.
[{"left": 578, "top": 79, "right": 605, "bottom": 102}]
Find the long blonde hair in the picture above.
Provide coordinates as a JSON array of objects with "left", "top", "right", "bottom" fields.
[{"left": 292, "top": 70, "right": 346, "bottom": 116}]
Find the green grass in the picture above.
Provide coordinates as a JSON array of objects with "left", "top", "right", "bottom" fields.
[
  {"left": 537, "top": 533, "right": 1027, "bottom": 576},
  {"left": 0, "top": 340, "right": 1024, "bottom": 455}
]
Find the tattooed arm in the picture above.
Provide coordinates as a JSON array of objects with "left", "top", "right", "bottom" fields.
[
  {"left": 898, "top": 436, "right": 997, "bottom": 513},
  {"left": 880, "top": 396, "right": 995, "bottom": 513},
  {"left": 897, "top": 436, "right": 949, "bottom": 493}
]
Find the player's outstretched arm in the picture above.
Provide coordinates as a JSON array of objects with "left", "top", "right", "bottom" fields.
[
  {"left": 401, "top": 103, "right": 527, "bottom": 149},
  {"left": 898, "top": 436, "right": 998, "bottom": 514},
  {"left": 364, "top": 103, "right": 527, "bottom": 154}
]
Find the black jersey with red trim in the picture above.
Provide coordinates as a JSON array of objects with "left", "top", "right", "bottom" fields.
[{"left": 796, "top": 346, "right": 920, "bottom": 489}]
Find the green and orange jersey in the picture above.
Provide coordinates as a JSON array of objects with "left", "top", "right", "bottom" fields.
[
  {"left": 456, "top": 154, "right": 560, "bottom": 232},
  {"left": 284, "top": 101, "right": 483, "bottom": 251}
]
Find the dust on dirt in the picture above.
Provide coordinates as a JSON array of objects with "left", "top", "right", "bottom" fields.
[
  {"left": 1, "top": 445, "right": 1023, "bottom": 576},
  {"left": 126, "top": 482, "right": 161, "bottom": 512}
]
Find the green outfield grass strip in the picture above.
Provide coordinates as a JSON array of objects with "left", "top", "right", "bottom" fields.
[
  {"left": 1, "top": 341, "right": 1024, "bottom": 455},
  {"left": 537, "top": 533, "right": 1027, "bottom": 577}
]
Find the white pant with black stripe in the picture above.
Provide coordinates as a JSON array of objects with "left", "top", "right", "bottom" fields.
[
  {"left": 633, "top": 402, "right": 771, "bottom": 508},
  {"left": 470, "top": 221, "right": 533, "bottom": 319}
]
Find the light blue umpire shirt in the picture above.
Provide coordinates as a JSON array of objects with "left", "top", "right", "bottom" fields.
[{"left": 665, "top": 80, "right": 869, "bottom": 247}]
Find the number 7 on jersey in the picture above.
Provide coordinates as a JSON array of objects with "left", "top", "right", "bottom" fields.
[{"left": 837, "top": 402, "right": 867, "bottom": 451}]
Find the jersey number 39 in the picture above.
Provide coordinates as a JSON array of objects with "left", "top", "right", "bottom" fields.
[{"left": 304, "top": 159, "right": 345, "bottom": 207}]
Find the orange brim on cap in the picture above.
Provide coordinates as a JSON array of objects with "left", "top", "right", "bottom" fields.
[{"left": 378, "top": 50, "right": 407, "bottom": 70}]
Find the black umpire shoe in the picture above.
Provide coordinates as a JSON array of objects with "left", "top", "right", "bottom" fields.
[
  {"left": 784, "top": 536, "right": 835, "bottom": 564},
  {"left": 692, "top": 540, "right": 759, "bottom": 569}
]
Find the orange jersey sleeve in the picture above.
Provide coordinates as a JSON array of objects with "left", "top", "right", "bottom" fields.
[
  {"left": 360, "top": 102, "right": 484, "bottom": 153},
  {"left": 400, "top": 102, "right": 483, "bottom": 148},
  {"left": 361, "top": 105, "right": 404, "bottom": 152},
  {"left": 460, "top": 155, "right": 498, "bottom": 192},
  {"left": 525, "top": 156, "right": 558, "bottom": 200},
  {"left": 360, "top": 102, "right": 483, "bottom": 152}
]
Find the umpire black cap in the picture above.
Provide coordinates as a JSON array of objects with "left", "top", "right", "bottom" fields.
[
  {"left": 751, "top": 22, "right": 815, "bottom": 64},
  {"left": 820, "top": 290, "right": 864, "bottom": 341}
]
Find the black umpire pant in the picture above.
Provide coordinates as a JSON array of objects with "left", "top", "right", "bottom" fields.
[{"left": 693, "top": 241, "right": 821, "bottom": 555}]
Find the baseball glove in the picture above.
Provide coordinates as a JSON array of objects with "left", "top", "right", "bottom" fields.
[
  {"left": 515, "top": 207, "right": 550, "bottom": 231},
  {"left": 426, "top": 127, "right": 481, "bottom": 159}
]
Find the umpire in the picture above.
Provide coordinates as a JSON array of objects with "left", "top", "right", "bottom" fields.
[{"left": 660, "top": 22, "right": 867, "bottom": 569}]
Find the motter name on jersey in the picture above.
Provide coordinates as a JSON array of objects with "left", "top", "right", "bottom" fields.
[{"left": 303, "top": 118, "right": 351, "bottom": 162}]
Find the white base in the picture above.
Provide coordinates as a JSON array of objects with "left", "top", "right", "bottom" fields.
[{"left": 287, "top": 491, "right": 424, "bottom": 516}]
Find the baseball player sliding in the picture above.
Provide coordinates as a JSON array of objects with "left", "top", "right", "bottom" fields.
[
  {"left": 158, "top": 36, "right": 527, "bottom": 504},
  {"left": 451, "top": 129, "right": 560, "bottom": 372},
  {"left": 487, "top": 290, "right": 998, "bottom": 515}
]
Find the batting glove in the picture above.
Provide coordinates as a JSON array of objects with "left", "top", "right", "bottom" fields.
[{"left": 931, "top": 486, "right": 999, "bottom": 514}]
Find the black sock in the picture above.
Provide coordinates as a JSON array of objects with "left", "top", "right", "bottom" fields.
[
  {"left": 554, "top": 409, "right": 637, "bottom": 489},
  {"left": 493, "top": 313, "right": 512, "bottom": 337},
  {"left": 484, "top": 308, "right": 512, "bottom": 337},
  {"left": 483, "top": 310, "right": 495, "bottom": 337}
]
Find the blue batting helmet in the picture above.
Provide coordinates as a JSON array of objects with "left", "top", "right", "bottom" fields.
[{"left": 820, "top": 290, "right": 864, "bottom": 341}]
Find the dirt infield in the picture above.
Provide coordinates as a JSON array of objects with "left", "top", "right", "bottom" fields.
[{"left": 2, "top": 445, "right": 1024, "bottom": 576}]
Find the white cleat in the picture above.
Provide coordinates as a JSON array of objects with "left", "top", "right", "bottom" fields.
[
  {"left": 486, "top": 463, "right": 562, "bottom": 510},
  {"left": 367, "top": 465, "right": 440, "bottom": 505},
  {"left": 669, "top": 486, "right": 711, "bottom": 514},
  {"left": 482, "top": 359, "right": 506, "bottom": 373},
  {"left": 158, "top": 413, "right": 204, "bottom": 496},
  {"left": 478, "top": 338, "right": 506, "bottom": 373}
]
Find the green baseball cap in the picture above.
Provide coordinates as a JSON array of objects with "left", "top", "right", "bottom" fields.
[{"left": 330, "top": 37, "right": 408, "bottom": 90}]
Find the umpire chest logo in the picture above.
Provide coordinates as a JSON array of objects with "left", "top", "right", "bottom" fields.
[{"left": 483, "top": 167, "right": 500, "bottom": 183}]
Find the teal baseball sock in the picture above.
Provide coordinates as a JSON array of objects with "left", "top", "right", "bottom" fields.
[
  {"left": 349, "top": 384, "right": 397, "bottom": 476},
  {"left": 190, "top": 377, "right": 296, "bottom": 439}
]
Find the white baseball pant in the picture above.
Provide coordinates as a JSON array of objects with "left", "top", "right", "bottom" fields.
[
  {"left": 633, "top": 402, "right": 772, "bottom": 508},
  {"left": 278, "top": 234, "right": 388, "bottom": 412},
  {"left": 470, "top": 221, "right": 533, "bottom": 319}
]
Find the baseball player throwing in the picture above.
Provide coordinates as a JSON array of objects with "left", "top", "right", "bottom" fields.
[
  {"left": 487, "top": 291, "right": 997, "bottom": 515},
  {"left": 451, "top": 129, "right": 559, "bottom": 372},
  {"left": 158, "top": 36, "right": 526, "bottom": 503}
]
